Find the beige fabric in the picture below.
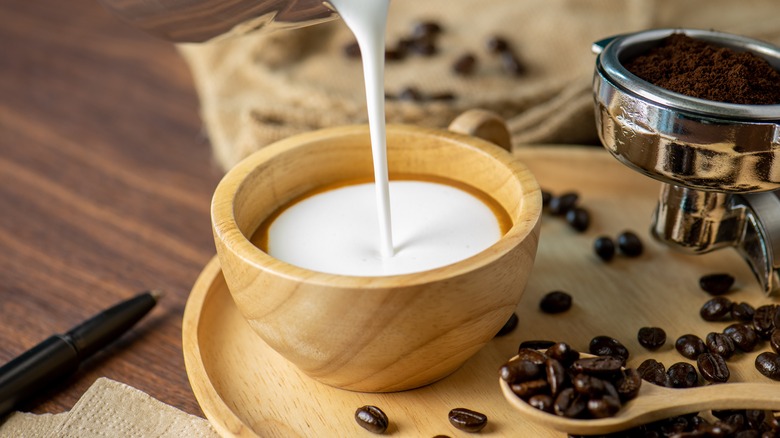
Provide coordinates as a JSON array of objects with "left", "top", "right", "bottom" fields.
[
  {"left": 0, "top": 378, "right": 218, "bottom": 438},
  {"left": 178, "top": 0, "right": 780, "bottom": 171}
]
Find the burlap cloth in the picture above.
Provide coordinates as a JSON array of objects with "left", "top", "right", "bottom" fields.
[
  {"left": 178, "top": 0, "right": 780, "bottom": 172},
  {"left": 0, "top": 378, "right": 218, "bottom": 438}
]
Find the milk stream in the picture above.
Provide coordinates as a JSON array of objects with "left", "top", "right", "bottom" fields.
[
  {"left": 329, "top": 0, "right": 394, "bottom": 258},
  {"left": 265, "top": 0, "right": 502, "bottom": 276}
]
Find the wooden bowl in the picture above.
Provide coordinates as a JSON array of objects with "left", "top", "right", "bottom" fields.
[{"left": 211, "top": 121, "right": 541, "bottom": 392}]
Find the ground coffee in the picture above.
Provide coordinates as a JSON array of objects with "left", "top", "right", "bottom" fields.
[{"left": 624, "top": 33, "right": 780, "bottom": 105}]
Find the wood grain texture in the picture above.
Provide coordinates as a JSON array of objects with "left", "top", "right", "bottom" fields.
[
  {"left": 0, "top": 0, "right": 221, "bottom": 416},
  {"left": 185, "top": 147, "right": 780, "bottom": 437},
  {"left": 210, "top": 124, "right": 542, "bottom": 392}
]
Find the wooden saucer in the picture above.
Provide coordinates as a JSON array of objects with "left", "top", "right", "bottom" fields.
[{"left": 183, "top": 147, "right": 778, "bottom": 437}]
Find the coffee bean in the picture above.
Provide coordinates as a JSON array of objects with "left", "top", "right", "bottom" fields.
[
  {"left": 545, "top": 342, "right": 580, "bottom": 366},
  {"left": 565, "top": 207, "right": 590, "bottom": 232},
  {"left": 398, "top": 86, "right": 423, "bottom": 101},
  {"left": 499, "top": 358, "right": 542, "bottom": 383},
  {"left": 756, "top": 351, "right": 780, "bottom": 381},
  {"left": 745, "top": 409, "right": 766, "bottom": 430},
  {"left": 495, "top": 312, "right": 518, "bottom": 337},
  {"left": 528, "top": 394, "right": 554, "bottom": 413},
  {"left": 355, "top": 405, "right": 389, "bottom": 434},
  {"left": 539, "top": 291, "right": 572, "bottom": 314},
  {"left": 637, "top": 358, "right": 669, "bottom": 387},
  {"left": 500, "top": 51, "right": 526, "bottom": 76},
  {"left": 572, "top": 373, "right": 607, "bottom": 397},
  {"left": 518, "top": 340, "right": 556, "bottom": 351},
  {"left": 772, "top": 329, "right": 780, "bottom": 354},
  {"left": 571, "top": 356, "right": 623, "bottom": 376},
  {"left": 700, "top": 297, "right": 733, "bottom": 321},
  {"left": 754, "top": 305, "right": 778, "bottom": 339},
  {"left": 485, "top": 35, "right": 510, "bottom": 54},
  {"left": 344, "top": 41, "right": 361, "bottom": 58},
  {"left": 637, "top": 327, "right": 666, "bottom": 350},
  {"left": 593, "top": 236, "right": 616, "bottom": 262},
  {"left": 724, "top": 323, "right": 759, "bottom": 352},
  {"left": 615, "top": 368, "right": 642, "bottom": 402},
  {"left": 510, "top": 378, "right": 549, "bottom": 399},
  {"left": 448, "top": 408, "right": 487, "bottom": 433},
  {"left": 548, "top": 192, "right": 578, "bottom": 215},
  {"left": 411, "top": 37, "right": 437, "bottom": 56},
  {"left": 553, "top": 387, "right": 586, "bottom": 418},
  {"left": 775, "top": 306, "right": 780, "bottom": 329},
  {"left": 697, "top": 353, "right": 730, "bottom": 383},
  {"left": 412, "top": 21, "right": 442, "bottom": 39},
  {"left": 676, "top": 334, "right": 707, "bottom": 360},
  {"left": 589, "top": 335, "right": 629, "bottom": 364},
  {"left": 452, "top": 53, "right": 477, "bottom": 76},
  {"left": 705, "top": 332, "right": 736, "bottom": 359},
  {"left": 587, "top": 395, "right": 621, "bottom": 419},
  {"left": 385, "top": 47, "right": 405, "bottom": 62},
  {"left": 699, "top": 273, "right": 735, "bottom": 295},
  {"left": 731, "top": 302, "right": 756, "bottom": 322},
  {"left": 545, "top": 358, "right": 567, "bottom": 397},
  {"left": 667, "top": 362, "right": 699, "bottom": 388},
  {"left": 617, "top": 231, "right": 643, "bottom": 257},
  {"left": 541, "top": 190, "right": 552, "bottom": 207},
  {"left": 429, "top": 91, "right": 456, "bottom": 101}
]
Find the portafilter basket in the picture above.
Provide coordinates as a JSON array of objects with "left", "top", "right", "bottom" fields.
[{"left": 592, "top": 28, "right": 780, "bottom": 293}]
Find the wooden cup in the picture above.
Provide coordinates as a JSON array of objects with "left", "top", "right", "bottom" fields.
[{"left": 211, "top": 117, "right": 541, "bottom": 392}]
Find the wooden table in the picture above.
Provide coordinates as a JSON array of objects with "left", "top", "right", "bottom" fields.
[{"left": 0, "top": 0, "right": 220, "bottom": 417}]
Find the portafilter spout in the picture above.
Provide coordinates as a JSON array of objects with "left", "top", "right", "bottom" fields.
[{"left": 592, "top": 28, "right": 780, "bottom": 293}]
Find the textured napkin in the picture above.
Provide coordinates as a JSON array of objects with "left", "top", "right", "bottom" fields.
[
  {"left": 178, "top": 0, "right": 780, "bottom": 172},
  {"left": 0, "top": 378, "right": 218, "bottom": 438}
]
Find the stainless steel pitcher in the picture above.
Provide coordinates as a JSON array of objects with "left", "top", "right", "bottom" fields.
[{"left": 99, "top": 0, "right": 338, "bottom": 42}]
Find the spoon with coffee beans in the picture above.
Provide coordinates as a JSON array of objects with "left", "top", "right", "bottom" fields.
[{"left": 499, "top": 346, "right": 780, "bottom": 435}]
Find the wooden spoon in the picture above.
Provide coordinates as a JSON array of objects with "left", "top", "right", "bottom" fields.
[{"left": 499, "top": 354, "right": 780, "bottom": 436}]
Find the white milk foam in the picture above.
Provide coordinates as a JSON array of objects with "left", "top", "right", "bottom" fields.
[
  {"left": 265, "top": 0, "right": 502, "bottom": 276},
  {"left": 267, "top": 181, "right": 502, "bottom": 276}
]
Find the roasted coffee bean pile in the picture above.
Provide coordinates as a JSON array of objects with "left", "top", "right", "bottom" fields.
[
  {"left": 385, "top": 86, "right": 456, "bottom": 102},
  {"left": 344, "top": 20, "right": 443, "bottom": 61},
  {"left": 568, "top": 409, "right": 780, "bottom": 437},
  {"left": 542, "top": 189, "right": 591, "bottom": 233},
  {"left": 500, "top": 343, "right": 641, "bottom": 420}
]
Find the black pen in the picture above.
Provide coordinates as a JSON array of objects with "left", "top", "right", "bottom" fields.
[{"left": 0, "top": 290, "right": 161, "bottom": 417}]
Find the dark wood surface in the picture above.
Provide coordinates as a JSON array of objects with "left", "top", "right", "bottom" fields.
[{"left": 0, "top": 0, "right": 222, "bottom": 417}]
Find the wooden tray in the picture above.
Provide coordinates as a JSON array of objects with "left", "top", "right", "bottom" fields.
[{"left": 183, "top": 147, "right": 779, "bottom": 437}]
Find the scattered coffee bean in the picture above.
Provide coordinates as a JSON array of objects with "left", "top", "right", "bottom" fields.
[
  {"left": 589, "top": 335, "right": 629, "bottom": 364},
  {"left": 448, "top": 408, "right": 487, "bottom": 433},
  {"left": 355, "top": 405, "right": 389, "bottom": 434},
  {"left": 617, "top": 231, "right": 643, "bottom": 257},
  {"left": 384, "top": 47, "right": 405, "bottom": 61},
  {"left": 398, "top": 86, "right": 423, "bottom": 101},
  {"left": 593, "top": 236, "right": 616, "bottom": 262},
  {"left": 705, "top": 332, "right": 736, "bottom": 359},
  {"left": 700, "top": 297, "right": 733, "bottom": 321},
  {"left": 637, "top": 358, "right": 669, "bottom": 387},
  {"left": 565, "top": 207, "right": 590, "bottom": 232},
  {"left": 428, "top": 91, "right": 456, "bottom": 101},
  {"left": 452, "top": 53, "right": 477, "bottom": 76},
  {"left": 697, "top": 353, "right": 730, "bottom": 383},
  {"left": 675, "top": 334, "right": 707, "bottom": 360},
  {"left": 754, "top": 304, "right": 777, "bottom": 339},
  {"left": 485, "top": 35, "right": 510, "bottom": 54},
  {"left": 545, "top": 342, "right": 580, "bottom": 367},
  {"left": 756, "top": 351, "right": 780, "bottom": 381},
  {"left": 495, "top": 312, "right": 518, "bottom": 337},
  {"left": 539, "top": 291, "right": 572, "bottom": 314},
  {"left": 699, "top": 273, "right": 735, "bottom": 295},
  {"left": 344, "top": 41, "right": 361, "bottom": 58},
  {"left": 518, "top": 340, "right": 556, "bottom": 352},
  {"left": 731, "top": 301, "right": 756, "bottom": 322},
  {"left": 541, "top": 190, "right": 552, "bottom": 207},
  {"left": 412, "top": 20, "right": 442, "bottom": 39},
  {"left": 548, "top": 192, "right": 579, "bottom": 216},
  {"left": 723, "top": 323, "right": 759, "bottom": 352},
  {"left": 637, "top": 327, "right": 666, "bottom": 351},
  {"left": 772, "top": 329, "right": 780, "bottom": 354},
  {"left": 500, "top": 51, "right": 526, "bottom": 76},
  {"left": 411, "top": 37, "right": 437, "bottom": 56},
  {"left": 667, "top": 362, "right": 699, "bottom": 388}
]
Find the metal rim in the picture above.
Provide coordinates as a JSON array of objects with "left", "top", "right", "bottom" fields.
[{"left": 598, "top": 28, "right": 780, "bottom": 121}]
